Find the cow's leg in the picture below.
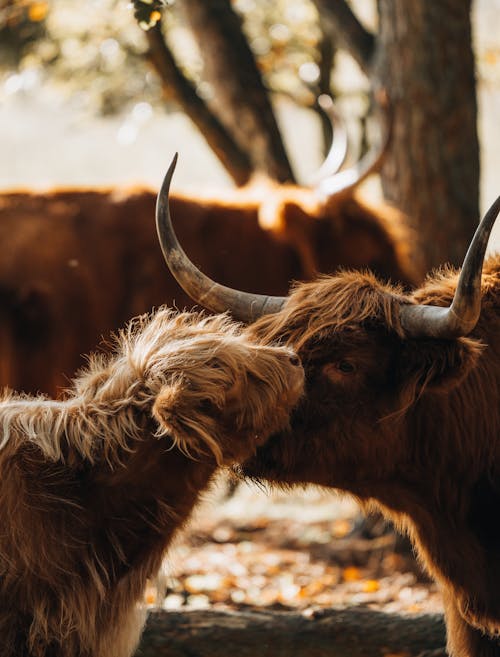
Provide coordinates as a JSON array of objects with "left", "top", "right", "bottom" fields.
[{"left": 443, "top": 589, "right": 500, "bottom": 657}]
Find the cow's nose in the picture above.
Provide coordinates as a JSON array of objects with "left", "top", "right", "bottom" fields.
[{"left": 289, "top": 354, "right": 301, "bottom": 367}]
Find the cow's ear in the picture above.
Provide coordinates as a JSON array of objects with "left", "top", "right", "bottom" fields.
[
  {"left": 152, "top": 379, "right": 223, "bottom": 463},
  {"left": 398, "top": 336, "right": 483, "bottom": 397},
  {"left": 152, "top": 379, "right": 186, "bottom": 437}
]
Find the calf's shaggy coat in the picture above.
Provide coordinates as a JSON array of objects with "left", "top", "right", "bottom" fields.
[{"left": 0, "top": 308, "right": 304, "bottom": 657}]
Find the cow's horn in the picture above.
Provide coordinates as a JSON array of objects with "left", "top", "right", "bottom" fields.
[
  {"left": 316, "top": 88, "right": 391, "bottom": 199},
  {"left": 156, "top": 154, "right": 287, "bottom": 323},
  {"left": 400, "top": 196, "right": 500, "bottom": 339},
  {"left": 306, "top": 95, "right": 348, "bottom": 185}
]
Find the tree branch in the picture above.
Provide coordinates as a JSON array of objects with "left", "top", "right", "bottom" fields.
[
  {"left": 145, "top": 24, "right": 253, "bottom": 186},
  {"left": 135, "top": 607, "right": 446, "bottom": 657},
  {"left": 312, "top": 0, "right": 376, "bottom": 75},
  {"left": 180, "top": 0, "right": 296, "bottom": 183}
]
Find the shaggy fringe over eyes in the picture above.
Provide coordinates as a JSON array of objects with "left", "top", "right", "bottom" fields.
[
  {"left": 0, "top": 309, "right": 247, "bottom": 465},
  {"left": 149, "top": 318, "right": 300, "bottom": 466},
  {"left": 250, "top": 270, "right": 407, "bottom": 350},
  {"left": 151, "top": 373, "right": 228, "bottom": 465},
  {"left": 128, "top": 309, "right": 245, "bottom": 465}
]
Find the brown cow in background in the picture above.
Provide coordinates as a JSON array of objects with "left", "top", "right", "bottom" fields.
[
  {"left": 156, "top": 156, "right": 500, "bottom": 657},
  {"left": 0, "top": 185, "right": 299, "bottom": 395}
]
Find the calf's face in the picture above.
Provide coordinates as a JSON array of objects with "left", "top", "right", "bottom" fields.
[{"left": 151, "top": 331, "right": 304, "bottom": 466}]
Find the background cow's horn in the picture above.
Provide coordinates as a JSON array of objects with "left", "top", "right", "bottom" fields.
[
  {"left": 400, "top": 195, "right": 500, "bottom": 339},
  {"left": 316, "top": 88, "right": 391, "bottom": 199},
  {"left": 156, "top": 154, "right": 287, "bottom": 323},
  {"left": 306, "top": 94, "right": 348, "bottom": 185}
]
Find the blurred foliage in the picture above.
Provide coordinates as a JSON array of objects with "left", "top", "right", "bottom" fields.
[
  {"left": 0, "top": 0, "right": 342, "bottom": 115},
  {"left": 1, "top": 1, "right": 497, "bottom": 118},
  {"left": 0, "top": 0, "right": 160, "bottom": 114},
  {"left": 230, "top": 0, "right": 323, "bottom": 103},
  {"left": 0, "top": 1, "right": 48, "bottom": 66}
]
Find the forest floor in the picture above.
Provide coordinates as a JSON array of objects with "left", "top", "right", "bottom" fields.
[{"left": 145, "top": 475, "right": 443, "bottom": 618}]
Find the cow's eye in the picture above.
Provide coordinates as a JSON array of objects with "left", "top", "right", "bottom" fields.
[
  {"left": 338, "top": 360, "right": 355, "bottom": 373},
  {"left": 198, "top": 398, "right": 216, "bottom": 413}
]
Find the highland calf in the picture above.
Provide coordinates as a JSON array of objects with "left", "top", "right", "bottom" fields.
[
  {"left": 157, "top": 156, "right": 500, "bottom": 657},
  {"left": 0, "top": 308, "right": 304, "bottom": 657}
]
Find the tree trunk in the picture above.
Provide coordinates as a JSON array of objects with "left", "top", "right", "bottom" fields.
[
  {"left": 135, "top": 608, "right": 446, "bottom": 657},
  {"left": 374, "top": 0, "right": 479, "bottom": 271},
  {"left": 180, "top": 0, "right": 295, "bottom": 183}
]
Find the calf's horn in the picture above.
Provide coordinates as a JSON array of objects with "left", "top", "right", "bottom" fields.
[
  {"left": 156, "top": 154, "right": 287, "bottom": 323},
  {"left": 400, "top": 196, "right": 500, "bottom": 339}
]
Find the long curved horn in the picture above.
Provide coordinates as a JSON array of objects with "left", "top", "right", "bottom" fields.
[
  {"left": 400, "top": 196, "right": 500, "bottom": 339},
  {"left": 306, "top": 94, "right": 348, "bottom": 185},
  {"left": 156, "top": 154, "right": 287, "bottom": 323},
  {"left": 316, "top": 89, "right": 391, "bottom": 199}
]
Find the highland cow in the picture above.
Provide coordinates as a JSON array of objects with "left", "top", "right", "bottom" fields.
[
  {"left": 0, "top": 308, "right": 304, "bottom": 657},
  {"left": 157, "top": 155, "right": 500, "bottom": 657}
]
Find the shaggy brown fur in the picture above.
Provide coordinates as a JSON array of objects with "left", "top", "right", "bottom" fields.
[
  {"left": 241, "top": 253, "right": 500, "bottom": 657},
  {"left": 0, "top": 308, "right": 304, "bottom": 657},
  {"left": 0, "top": 184, "right": 417, "bottom": 396}
]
